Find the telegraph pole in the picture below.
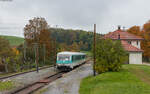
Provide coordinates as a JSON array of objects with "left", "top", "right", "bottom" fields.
[
  {"left": 43, "top": 44, "right": 46, "bottom": 65},
  {"left": 34, "top": 26, "right": 39, "bottom": 73},
  {"left": 34, "top": 43, "right": 39, "bottom": 73},
  {"left": 93, "top": 24, "right": 96, "bottom": 76},
  {"left": 24, "top": 40, "right": 26, "bottom": 61},
  {"left": 53, "top": 38, "right": 57, "bottom": 67}
]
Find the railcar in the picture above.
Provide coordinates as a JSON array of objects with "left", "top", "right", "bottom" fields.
[{"left": 56, "top": 51, "right": 86, "bottom": 70}]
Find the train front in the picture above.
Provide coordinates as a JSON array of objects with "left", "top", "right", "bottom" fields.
[{"left": 56, "top": 52, "right": 73, "bottom": 70}]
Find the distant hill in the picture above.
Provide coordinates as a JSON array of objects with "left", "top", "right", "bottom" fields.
[
  {"left": 0, "top": 35, "right": 24, "bottom": 46},
  {"left": 49, "top": 28, "right": 102, "bottom": 51}
]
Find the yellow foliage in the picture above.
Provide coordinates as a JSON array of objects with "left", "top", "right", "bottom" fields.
[{"left": 12, "top": 47, "right": 19, "bottom": 55}]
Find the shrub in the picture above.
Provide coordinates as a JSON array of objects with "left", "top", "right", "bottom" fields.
[{"left": 94, "top": 39, "right": 128, "bottom": 74}]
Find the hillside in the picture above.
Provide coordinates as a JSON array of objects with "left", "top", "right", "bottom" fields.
[
  {"left": 0, "top": 35, "right": 24, "bottom": 46},
  {"left": 49, "top": 28, "right": 102, "bottom": 51}
]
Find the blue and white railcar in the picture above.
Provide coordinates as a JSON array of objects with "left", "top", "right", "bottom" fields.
[{"left": 56, "top": 51, "right": 86, "bottom": 69}]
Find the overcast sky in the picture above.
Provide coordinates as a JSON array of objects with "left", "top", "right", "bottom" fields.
[{"left": 0, "top": 0, "right": 150, "bottom": 37}]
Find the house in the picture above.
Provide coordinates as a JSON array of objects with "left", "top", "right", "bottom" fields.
[{"left": 104, "top": 26, "right": 144, "bottom": 64}]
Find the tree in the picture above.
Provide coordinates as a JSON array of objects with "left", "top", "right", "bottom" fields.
[
  {"left": 94, "top": 39, "right": 127, "bottom": 74},
  {"left": 24, "top": 17, "right": 56, "bottom": 66},
  {"left": 141, "top": 21, "right": 150, "bottom": 61},
  {"left": 49, "top": 28, "right": 102, "bottom": 51},
  {"left": 24, "top": 17, "right": 49, "bottom": 46},
  {"left": 127, "top": 26, "right": 141, "bottom": 36},
  {"left": 0, "top": 37, "right": 12, "bottom": 72},
  {"left": 127, "top": 21, "right": 150, "bottom": 61}
]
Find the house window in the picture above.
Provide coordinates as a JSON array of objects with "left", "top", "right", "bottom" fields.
[
  {"left": 128, "top": 41, "right": 131, "bottom": 44},
  {"left": 137, "top": 41, "right": 139, "bottom": 45}
]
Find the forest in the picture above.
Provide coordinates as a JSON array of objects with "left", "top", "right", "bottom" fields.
[{"left": 49, "top": 28, "right": 102, "bottom": 51}]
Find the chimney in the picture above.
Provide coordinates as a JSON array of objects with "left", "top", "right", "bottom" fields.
[
  {"left": 118, "top": 25, "right": 121, "bottom": 30},
  {"left": 123, "top": 26, "right": 125, "bottom": 31}
]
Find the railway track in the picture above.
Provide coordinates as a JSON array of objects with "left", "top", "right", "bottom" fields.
[
  {"left": 11, "top": 72, "right": 63, "bottom": 94},
  {"left": 4, "top": 59, "right": 91, "bottom": 94},
  {"left": 0, "top": 66, "right": 52, "bottom": 80}
]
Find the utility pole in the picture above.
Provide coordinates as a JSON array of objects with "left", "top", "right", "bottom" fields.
[
  {"left": 24, "top": 40, "right": 26, "bottom": 61},
  {"left": 43, "top": 44, "right": 46, "bottom": 65},
  {"left": 93, "top": 24, "right": 96, "bottom": 76},
  {"left": 34, "top": 25, "right": 39, "bottom": 73},
  {"left": 34, "top": 43, "right": 39, "bottom": 73},
  {"left": 54, "top": 39, "right": 57, "bottom": 67}
]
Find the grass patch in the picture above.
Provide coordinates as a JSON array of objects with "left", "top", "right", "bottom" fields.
[
  {"left": 0, "top": 81, "right": 14, "bottom": 91},
  {"left": 79, "top": 64, "right": 150, "bottom": 94}
]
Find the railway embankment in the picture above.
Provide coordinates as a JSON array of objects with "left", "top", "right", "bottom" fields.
[
  {"left": 35, "top": 61, "right": 93, "bottom": 94},
  {"left": 0, "top": 67, "right": 57, "bottom": 94}
]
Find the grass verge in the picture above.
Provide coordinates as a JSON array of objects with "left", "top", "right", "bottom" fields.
[
  {"left": 0, "top": 81, "right": 14, "bottom": 91},
  {"left": 79, "top": 64, "right": 150, "bottom": 94}
]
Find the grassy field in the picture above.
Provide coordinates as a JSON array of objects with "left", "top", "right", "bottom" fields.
[
  {"left": 0, "top": 35, "right": 24, "bottom": 46},
  {"left": 80, "top": 64, "right": 150, "bottom": 94}
]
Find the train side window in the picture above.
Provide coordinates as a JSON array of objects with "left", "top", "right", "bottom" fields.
[{"left": 72, "top": 56, "right": 75, "bottom": 61}]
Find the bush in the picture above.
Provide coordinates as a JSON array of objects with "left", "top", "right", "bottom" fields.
[
  {"left": 0, "top": 64, "right": 5, "bottom": 72},
  {"left": 94, "top": 39, "right": 128, "bottom": 74}
]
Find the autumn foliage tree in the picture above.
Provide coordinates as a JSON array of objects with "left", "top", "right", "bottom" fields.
[
  {"left": 24, "top": 17, "right": 49, "bottom": 46},
  {"left": 141, "top": 21, "right": 150, "bottom": 61},
  {"left": 127, "top": 26, "right": 142, "bottom": 36},
  {"left": 24, "top": 17, "right": 55, "bottom": 65},
  {"left": 127, "top": 21, "right": 150, "bottom": 61}
]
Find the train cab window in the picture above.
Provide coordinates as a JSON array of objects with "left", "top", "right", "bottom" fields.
[{"left": 58, "top": 56, "right": 70, "bottom": 61}]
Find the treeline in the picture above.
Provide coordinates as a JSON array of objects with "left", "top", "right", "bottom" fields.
[
  {"left": 49, "top": 28, "right": 102, "bottom": 51},
  {"left": 127, "top": 20, "right": 150, "bottom": 62}
]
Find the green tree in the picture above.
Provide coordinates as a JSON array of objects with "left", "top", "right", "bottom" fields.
[
  {"left": 94, "top": 39, "right": 127, "bottom": 74},
  {"left": 0, "top": 37, "right": 12, "bottom": 72}
]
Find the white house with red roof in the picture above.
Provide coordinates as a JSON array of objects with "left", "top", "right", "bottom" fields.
[{"left": 104, "top": 26, "right": 144, "bottom": 64}]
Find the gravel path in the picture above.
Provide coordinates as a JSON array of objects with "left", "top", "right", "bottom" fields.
[
  {"left": 40, "top": 61, "right": 93, "bottom": 94},
  {"left": 1, "top": 67, "right": 57, "bottom": 94},
  {"left": 143, "top": 62, "right": 150, "bottom": 66}
]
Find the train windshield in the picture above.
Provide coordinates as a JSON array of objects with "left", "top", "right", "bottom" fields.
[{"left": 58, "top": 55, "right": 70, "bottom": 61}]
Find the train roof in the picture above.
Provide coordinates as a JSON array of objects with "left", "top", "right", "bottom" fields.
[{"left": 57, "top": 51, "right": 86, "bottom": 55}]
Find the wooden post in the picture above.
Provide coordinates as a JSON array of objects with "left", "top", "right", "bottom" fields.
[
  {"left": 24, "top": 40, "right": 26, "bottom": 61},
  {"left": 34, "top": 43, "right": 39, "bottom": 73},
  {"left": 43, "top": 44, "right": 46, "bottom": 65},
  {"left": 93, "top": 24, "right": 96, "bottom": 76}
]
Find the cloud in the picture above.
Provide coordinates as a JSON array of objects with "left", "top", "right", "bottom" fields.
[{"left": 0, "top": 0, "right": 150, "bottom": 37}]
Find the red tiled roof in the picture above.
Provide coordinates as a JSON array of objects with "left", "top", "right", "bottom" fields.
[
  {"left": 121, "top": 40, "right": 143, "bottom": 52},
  {"left": 104, "top": 29, "right": 144, "bottom": 40}
]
